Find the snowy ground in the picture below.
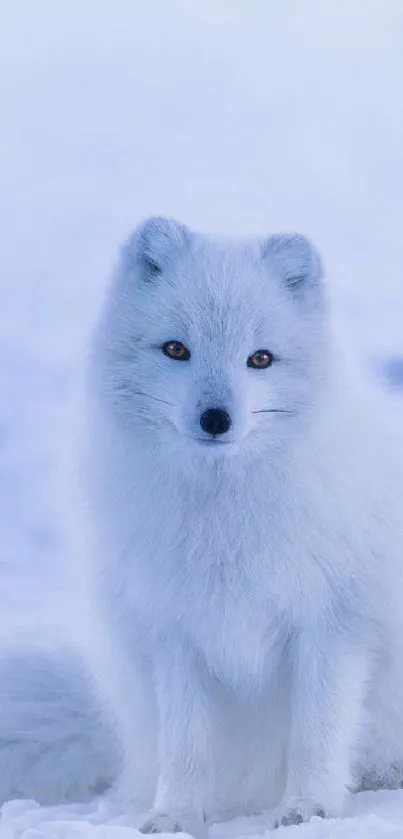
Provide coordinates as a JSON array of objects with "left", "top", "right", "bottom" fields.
[
  {"left": 1, "top": 1, "right": 403, "bottom": 836},
  {"left": 3, "top": 791, "right": 403, "bottom": 839}
]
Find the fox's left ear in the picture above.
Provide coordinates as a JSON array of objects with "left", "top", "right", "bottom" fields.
[{"left": 262, "top": 233, "right": 323, "bottom": 296}]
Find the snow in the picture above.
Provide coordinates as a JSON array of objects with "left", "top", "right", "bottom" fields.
[
  {"left": 4, "top": 792, "right": 403, "bottom": 839},
  {"left": 1, "top": 0, "right": 403, "bottom": 836}
]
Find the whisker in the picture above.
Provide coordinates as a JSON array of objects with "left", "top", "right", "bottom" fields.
[
  {"left": 252, "top": 409, "right": 294, "bottom": 415},
  {"left": 131, "top": 390, "right": 173, "bottom": 408}
]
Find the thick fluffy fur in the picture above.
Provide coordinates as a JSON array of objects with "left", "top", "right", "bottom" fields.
[
  {"left": 2, "top": 218, "right": 403, "bottom": 833},
  {"left": 0, "top": 642, "right": 118, "bottom": 804}
]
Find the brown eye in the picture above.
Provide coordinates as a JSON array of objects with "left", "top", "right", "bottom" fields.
[
  {"left": 162, "top": 340, "right": 191, "bottom": 361},
  {"left": 247, "top": 349, "right": 274, "bottom": 369}
]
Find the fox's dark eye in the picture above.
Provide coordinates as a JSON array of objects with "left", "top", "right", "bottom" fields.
[
  {"left": 247, "top": 349, "right": 274, "bottom": 369},
  {"left": 162, "top": 341, "right": 191, "bottom": 361}
]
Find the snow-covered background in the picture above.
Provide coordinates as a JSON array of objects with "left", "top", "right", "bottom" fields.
[{"left": 1, "top": 1, "right": 403, "bottom": 836}]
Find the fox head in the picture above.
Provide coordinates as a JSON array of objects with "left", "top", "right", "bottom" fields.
[{"left": 93, "top": 217, "right": 327, "bottom": 462}]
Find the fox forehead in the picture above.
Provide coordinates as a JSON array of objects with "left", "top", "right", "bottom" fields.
[{"left": 147, "top": 272, "right": 275, "bottom": 344}]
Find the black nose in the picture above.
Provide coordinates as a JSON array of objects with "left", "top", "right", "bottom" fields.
[{"left": 200, "top": 408, "right": 232, "bottom": 436}]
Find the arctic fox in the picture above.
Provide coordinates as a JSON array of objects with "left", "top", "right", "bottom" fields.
[{"left": 1, "top": 218, "right": 403, "bottom": 834}]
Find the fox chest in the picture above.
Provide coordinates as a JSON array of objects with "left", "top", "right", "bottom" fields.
[
  {"left": 185, "top": 573, "right": 287, "bottom": 685},
  {"left": 149, "top": 531, "right": 291, "bottom": 684}
]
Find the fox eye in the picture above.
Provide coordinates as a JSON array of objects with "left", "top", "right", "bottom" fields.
[
  {"left": 247, "top": 349, "right": 274, "bottom": 369},
  {"left": 162, "top": 340, "right": 191, "bottom": 361}
]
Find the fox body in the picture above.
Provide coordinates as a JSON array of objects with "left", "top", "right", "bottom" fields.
[{"left": 1, "top": 218, "right": 403, "bottom": 833}]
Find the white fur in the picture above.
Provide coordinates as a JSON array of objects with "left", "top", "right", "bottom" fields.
[
  {"left": 2, "top": 218, "right": 403, "bottom": 834},
  {"left": 0, "top": 641, "right": 118, "bottom": 804}
]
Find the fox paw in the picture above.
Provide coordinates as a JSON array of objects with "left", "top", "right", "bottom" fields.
[
  {"left": 269, "top": 797, "right": 334, "bottom": 829},
  {"left": 139, "top": 809, "right": 207, "bottom": 838}
]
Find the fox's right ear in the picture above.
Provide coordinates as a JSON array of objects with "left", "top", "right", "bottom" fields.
[
  {"left": 123, "top": 216, "right": 190, "bottom": 280},
  {"left": 263, "top": 233, "right": 323, "bottom": 298}
]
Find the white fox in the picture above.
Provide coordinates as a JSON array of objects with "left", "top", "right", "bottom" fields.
[{"left": 1, "top": 218, "right": 403, "bottom": 835}]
